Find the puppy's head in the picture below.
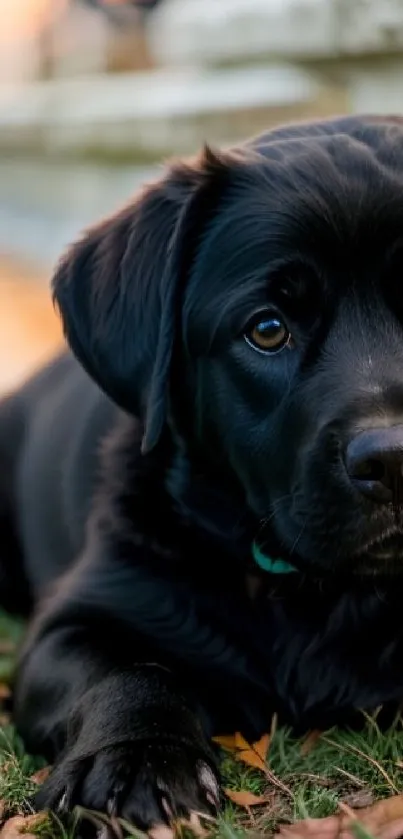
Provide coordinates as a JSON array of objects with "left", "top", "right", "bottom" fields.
[{"left": 53, "top": 115, "right": 403, "bottom": 576}]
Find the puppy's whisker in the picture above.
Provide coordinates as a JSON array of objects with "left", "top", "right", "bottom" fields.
[
  {"left": 289, "top": 520, "right": 308, "bottom": 557},
  {"left": 260, "top": 494, "right": 294, "bottom": 525}
]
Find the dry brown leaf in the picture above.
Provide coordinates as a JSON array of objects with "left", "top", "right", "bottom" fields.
[
  {"left": 224, "top": 789, "right": 268, "bottom": 808},
  {"left": 0, "top": 813, "right": 49, "bottom": 839},
  {"left": 300, "top": 731, "right": 322, "bottom": 757},
  {"left": 212, "top": 735, "right": 238, "bottom": 750},
  {"left": 354, "top": 793, "right": 403, "bottom": 828},
  {"left": 234, "top": 732, "right": 251, "bottom": 751},
  {"left": 275, "top": 818, "right": 341, "bottom": 839},
  {"left": 212, "top": 731, "right": 270, "bottom": 772},
  {"left": 30, "top": 767, "right": 51, "bottom": 786},
  {"left": 378, "top": 818, "right": 403, "bottom": 839},
  {"left": 275, "top": 793, "right": 403, "bottom": 839},
  {"left": 252, "top": 733, "right": 270, "bottom": 761},
  {"left": 236, "top": 749, "right": 267, "bottom": 772},
  {"left": 236, "top": 734, "right": 269, "bottom": 771}
]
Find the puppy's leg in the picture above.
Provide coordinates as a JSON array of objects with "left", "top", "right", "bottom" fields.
[
  {"left": 14, "top": 543, "right": 221, "bottom": 829},
  {"left": 0, "top": 394, "right": 30, "bottom": 614}
]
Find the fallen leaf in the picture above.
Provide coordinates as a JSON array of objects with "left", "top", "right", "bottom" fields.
[
  {"left": 212, "top": 735, "right": 238, "bottom": 750},
  {"left": 30, "top": 767, "right": 51, "bottom": 785},
  {"left": 224, "top": 789, "right": 268, "bottom": 808},
  {"left": 212, "top": 731, "right": 270, "bottom": 771},
  {"left": 234, "top": 732, "right": 251, "bottom": 750},
  {"left": 236, "top": 749, "right": 267, "bottom": 771},
  {"left": 0, "top": 813, "right": 49, "bottom": 839},
  {"left": 355, "top": 794, "right": 403, "bottom": 828},
  {"left": 275, "top": 793, "right": 403, "bottom": 839},
  {"left": 300, "top": 731, "right": 322, "bottom": 756},
  {"left": 252, "top": 733, "right": 270, "bottom": 761},
  {"left": 377, "top": 819, "right": 403, "bottom": 839},
  {"left": 275, "top": 818, "right": 340, "bottom": 838},
  {"left": 276, "top": 818, "right": 403, "bottom": 839}
]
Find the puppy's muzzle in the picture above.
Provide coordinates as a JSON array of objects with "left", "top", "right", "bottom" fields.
[{"left": 346, "top": 425, "right": 403, "bottom": 504}]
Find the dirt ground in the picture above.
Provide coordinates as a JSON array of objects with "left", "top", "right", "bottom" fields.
[{"left": 0, "top": 257, "right": 63, "bottom": 396}]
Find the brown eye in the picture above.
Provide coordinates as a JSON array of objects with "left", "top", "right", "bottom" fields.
[{"left": 244, "top": 314, "right": 291, "bottom": 354}]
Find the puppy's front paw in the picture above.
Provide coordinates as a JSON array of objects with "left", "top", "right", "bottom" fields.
[{"left": 36, "top": 741, "right": 221, "bottom": 831}]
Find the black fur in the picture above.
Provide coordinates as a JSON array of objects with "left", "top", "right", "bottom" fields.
[{"left": 2, "top": 114, "right": 403, "bottom": 826}]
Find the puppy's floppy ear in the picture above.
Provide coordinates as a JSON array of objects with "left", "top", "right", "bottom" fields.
[{"left": 52, "top": 147, "right": 229, "bottom": 453}]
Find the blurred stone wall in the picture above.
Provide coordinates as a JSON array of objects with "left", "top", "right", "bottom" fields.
[{"left": 1, "top": 0, "right": 403, "bottom": 269}]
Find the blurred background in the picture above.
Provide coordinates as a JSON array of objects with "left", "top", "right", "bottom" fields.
[{"left": 1, "top": 0, "right": 403, "bottom": 393}]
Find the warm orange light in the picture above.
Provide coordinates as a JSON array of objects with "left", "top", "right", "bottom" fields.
[{"left": 0, "top": 0, "right": 65, "bottom": 44}]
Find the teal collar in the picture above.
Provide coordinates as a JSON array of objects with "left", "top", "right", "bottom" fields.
[{"left": 252, "top": 542, "right": 298, "bottom": 574}]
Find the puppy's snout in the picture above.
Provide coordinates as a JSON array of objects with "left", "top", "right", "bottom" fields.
[{"left": 346, "top": 426, "right": 403, "bottom": 503}]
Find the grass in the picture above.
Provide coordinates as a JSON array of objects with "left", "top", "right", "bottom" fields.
[
  {"left": 218, "top": 719, "right": 403, "bottom": 835},
  {"left": 0, "top": 614, "right": 402, "bottom": 839}
]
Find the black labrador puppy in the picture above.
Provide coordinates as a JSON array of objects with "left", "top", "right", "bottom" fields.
[{"left": 2, "top": 113, "right": 403, "bottom": 828}]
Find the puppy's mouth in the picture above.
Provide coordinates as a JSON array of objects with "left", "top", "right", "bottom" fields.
[
  {"left": 352, "top": 532, "right": 403, "bottom": 576},
  {"left": 256, "top": 528, "right": 403, "bottom": 578}
]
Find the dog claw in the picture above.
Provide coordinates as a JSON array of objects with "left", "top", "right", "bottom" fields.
[
  {"left": 160, "top": 795, "right": 174, "bottom": 821},
  {"left": 205, "top": 791, "right": 219, "bottom": 808},
  {"left": 196, "top": 761, "right": 220, "bottom": 809}
]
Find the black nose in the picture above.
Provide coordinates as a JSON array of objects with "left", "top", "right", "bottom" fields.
[{"left": 346, "top": 426, "right": 403, "bottom": 503}]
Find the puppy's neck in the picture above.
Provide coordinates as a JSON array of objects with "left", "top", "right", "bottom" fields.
[{"left": 164, "top": 433, "right": 255, "bottom": 558}]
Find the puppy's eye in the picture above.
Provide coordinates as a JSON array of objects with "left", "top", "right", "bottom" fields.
[{"left": 244, "top": 314, "right": 291, "bottom": 354}]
